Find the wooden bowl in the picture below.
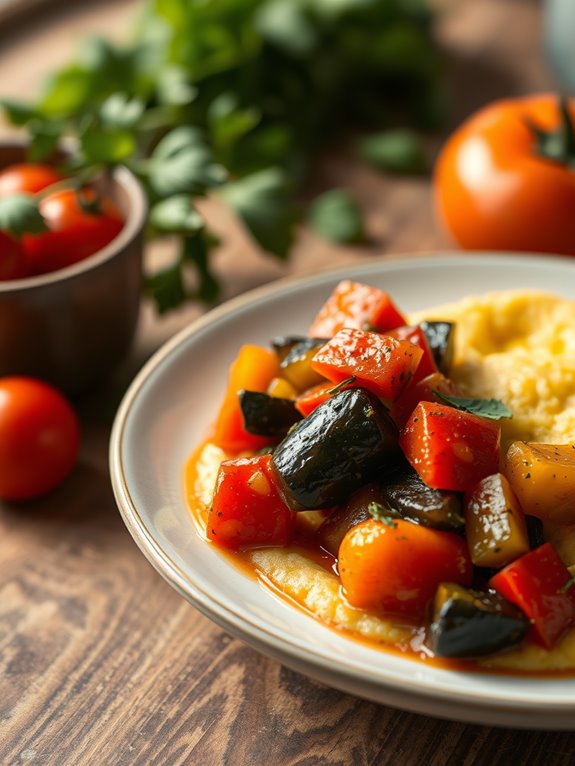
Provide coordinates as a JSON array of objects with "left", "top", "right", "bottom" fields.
[{"left": 0, "top": 141, "right": 147, "bottom": 394}]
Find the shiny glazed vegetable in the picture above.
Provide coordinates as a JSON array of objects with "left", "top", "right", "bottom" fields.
[
  {"left": 271, "top": 388, "right": 400, "bottom": 510},
  {"left": 435, "top": 94, "right": 575, "bottom": 256},
  {"left": 202, "top": 279, "right": 575, "bottom": 664}
]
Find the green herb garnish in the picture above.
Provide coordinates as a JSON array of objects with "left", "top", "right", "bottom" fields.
[
  {"left": 1, "top": 1, "right": 443, "bottom": 312},
  {"left": 368, "top": 501, "right": 401, "bottom": 528},
  {"left": 433, "top": 391, "right": 513, "bottom": 420},
  {"left": 560, "top": 576, "right": 575, "bottom": 594},
  {"left": 328, "top": 376, "right": 357, "bottom": 395}
]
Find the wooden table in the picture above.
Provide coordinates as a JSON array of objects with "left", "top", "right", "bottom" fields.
[{"left": 2, "top": 1, "right": 575, "bottom": 763}]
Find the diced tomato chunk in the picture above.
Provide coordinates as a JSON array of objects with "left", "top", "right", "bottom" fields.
[
  {"left": 213, "top": 345, "right": 280, "bottom": 453},
  {"left": 387, "top": 325, "right": 438, "bottom": 384},
  {"left": 338, "top": 518, "right": 472, "bottom": 618},
  {"left": 308, "top": 279, "right": 406, "bottom": 338},
  {"left": 400, "top": 401, "right": 501, "bottom": 491},
  {"left": 207, "top": 454, "right": 295, "bottom": 549},
  {"left": 391, "top": 371, "right": 465, "bottom": 428},
  {"left": 490, "top": 543, "right": 575, "bottom": 649},
  {"left": 311, "top": 328, "right": 423, "bottom": 401},
  {"left": 294, "top": 380, "right": 359, "bottom": 417}
]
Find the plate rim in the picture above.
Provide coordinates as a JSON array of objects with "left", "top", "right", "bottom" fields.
[{"left": 110, "top": 252, "right": 575, "bottom": 722}]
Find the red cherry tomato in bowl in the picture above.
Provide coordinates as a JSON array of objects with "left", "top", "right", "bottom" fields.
[
  {"left": 0, "top": 163, "right": 63, "bottom": 196},
  {"left": 0, "top": 377, "right": 80, "bottom": 501},
  {"left": 0, "top": 231, "right": 29, "bottom": 280},
  {"left": 434, "top": 94, "right": 575, "bottom": 256},
  {"left": 23, "top": 187, "right": 124, "bottom": 276}
]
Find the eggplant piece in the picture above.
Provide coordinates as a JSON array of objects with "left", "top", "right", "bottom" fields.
[
  {"left": 317, "top": 483, "right": 380, "bottom": 555},
  {"left": 377, "top": 464, "right": 464, "bottom": 531},
  {"left": 271, "top": 388, "right": 400, "bottom": 511},
  {"left": 271, "top": 335, "right": 310, "bottom": 363},
  {"left": 238, "top": 390, "right": 302, "bottom": 438},
  {"left": 428, "top": 583, "right": 529, "bottom": 659},
  {"left": 419, "top": 321, "right": 455, "bottom": 374}
]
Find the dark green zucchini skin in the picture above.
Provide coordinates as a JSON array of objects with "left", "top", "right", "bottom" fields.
[
  {"left": 271, "top": 388, "right": 400, "bottom": 511},
  {"left": 378, "top": 464, "right": 464, "bottom": 531},
  {"left": 238, "top": 390, "right": 302, "bottom": 438},
  {"left": 419, "top": 321, "right": 455, "bottom": 374},
  {"left": 428, "top": 583, "right": 529, "bottom": 659}
]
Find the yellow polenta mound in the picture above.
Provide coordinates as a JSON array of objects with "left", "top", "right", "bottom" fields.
[{"left": 411, "top": 290, "right": 575, "bottom": 446}]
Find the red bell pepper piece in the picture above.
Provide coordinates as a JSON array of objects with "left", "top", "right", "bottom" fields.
[
  {"left": 294, "top": 379, "right": 359, "bottom": 417},
  {"left": 213, "top": 344, "right": 280, "bottom": 453},
  {"left": 400, "top": 401, "right": 501, "bottom": 491},
  {"left": 207, "top": 454, "right": 295, "bottom": 549},
  {"left": 391, "top": 371, "right": 465, "bottom": 429},
  {"left": 490, "top": 543, "right": 575, "bottom": 649},
  {"left": 308, "top": 279, "right": 406, "bottom": 338},
  {"left": 311, "top": 328, "right": 423, "bottom": 401},
  {"left": 387, "top": 325, "right": 438, "bottom": 384}
]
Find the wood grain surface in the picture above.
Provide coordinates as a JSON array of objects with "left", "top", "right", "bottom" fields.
[{"left": 3, "top": 1, "right": 575, "bottom": 764}]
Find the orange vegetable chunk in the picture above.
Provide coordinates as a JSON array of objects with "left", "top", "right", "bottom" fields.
[
  {"left": 213, "top": 344, "right": 280, "bottom": 453},
  {"left": 308, "top": 279, "right": 406, "bottom": 337},
  {"left": 311, "top": 328, "right": 423, "bottom": 401},
  {"left": 338, "top": 518, "right": 472, "bottom": 618}
]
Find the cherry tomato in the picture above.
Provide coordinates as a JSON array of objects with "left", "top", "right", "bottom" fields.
[
  {"left": 0, "top": 163, "right": 63, "bottom": 196},
  {"left": 0, "top": 377, "right": 80, "bottom": 501},
  {"left": 23, "top": 187, "right": 124, "bottom": 276},
  {"left": 434, "top": 94, "right": 575, "bottom": 255},
  {"left": 0, "top": 230, "right": 29, "bottom": 280}
]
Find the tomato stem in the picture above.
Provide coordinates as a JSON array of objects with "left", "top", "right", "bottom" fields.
[{"left": 527, "top": 96, "right": 575, "bottom": 167}]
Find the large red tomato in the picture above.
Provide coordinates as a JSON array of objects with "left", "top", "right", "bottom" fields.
[
  {"left": 23, "top": 187, "right": 124, "bottom": 276},
  {"left": 0, "top": 377, "right": 80, "bottom": 501},
  {"left": 434, "top": 94, "right": 575, "bottom": 255}
]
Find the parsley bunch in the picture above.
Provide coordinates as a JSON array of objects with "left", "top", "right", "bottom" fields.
[{"left": 1, "top": 0, "right": 442, "bottom": 312}]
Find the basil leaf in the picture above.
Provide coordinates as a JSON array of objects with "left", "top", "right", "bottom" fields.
[
  {"left": 0, "top": 194, "right": 48, "bottom": 238},
  {"left": 149, "top": 196, "right": 204, "bottom": 235},
  {"left": 434, "top": 391, "right": 513, "bottom": 421},
  {"left": 218, "top": 168, "right": 296, "bottom": 258},
  {"left": 0, "top": 99, "right": 43, "bottom": 125},
  {"left": 144, "top": 261, "right": 187, "bottom": 315},
  {"left": 359, "top": 129, "right": 428, "bottom": 175},
  {"left": 308, "top": 189, "right": 365, "bottom": 244},
  {"left": 80, "top": 129, "right": 137, "bottom": 165},
  {"left": 100, "top": 93, "right": 145, "bottom": 129},
  {"left": 368, "top": 501, "right": 400, "bottom": 528},
  {"left": 147, "top": 127, "right": 226, "bottom": 196},
  {"left": 182, "top": 232, "right": 220, "bottom": 304}
]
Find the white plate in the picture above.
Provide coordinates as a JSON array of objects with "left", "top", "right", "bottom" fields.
[{"left": 110, "top": 253, "right": 575, "bottom": 729}]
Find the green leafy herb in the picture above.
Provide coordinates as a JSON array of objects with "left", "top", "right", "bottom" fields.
[
  {"left": 0, "top": 194, "right": 47, "bottom": 238},
  {"left": 359, "top": 129, "right": 428, "bottom": 175},
  {"left": 308, "top": 190, "right": 365, "bottom": 244},
  {"left": 327, "top": 376, "right": 357, "bottom": 395},
  {"left": 1, "top": 0, "right": 444, "bottom": 311},
  {"left": 433, "top": 391, "right": 513, "bottom": 420},
  {"left": 368, "top": 501, "right": 400, "bottom": 528}
]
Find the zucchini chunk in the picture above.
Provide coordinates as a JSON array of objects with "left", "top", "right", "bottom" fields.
[
  {"left": 419, "top": 321, "right": 455, "bottom": 374},
  {"left": 271, "top": 388, "right": 400, "bottom": 510},
  {"left": 428, "top": 583, "right": 529, "bottom": 658},
  {"left": 238, "top": 390, "right": 302, "bottom": 438},
  {"left": 278, "top": 337, "right": 328, "bottom": 392},
  {"left": 378, "top": 464, "right": 464, "bottom": 531}
]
